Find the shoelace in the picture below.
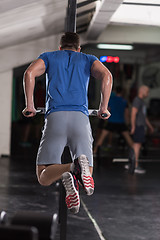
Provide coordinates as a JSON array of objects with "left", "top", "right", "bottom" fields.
[
  {"left": 62, "top": 175, "right": 75, "bottom": 193},
  {"left": 79, "top": 157, "right": 90, "bottom": 176}
]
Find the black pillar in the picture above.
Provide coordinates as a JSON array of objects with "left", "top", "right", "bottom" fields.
[
  {"left": 65, "top": 0, "right": 77, "bottom": 32},
  {"left": 59, "top": 147, "right": 72, "bottom": 240},
  {"left": 59, "top": 2, "right": 77, "bottom": 239}
]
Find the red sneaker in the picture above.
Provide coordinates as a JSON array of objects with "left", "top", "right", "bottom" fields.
[
  {"left": 61, "top": 172, "right": 80, "bottom": 214},
  {"left": 72, "top": 155, "right": 94, "bottom": 196}
]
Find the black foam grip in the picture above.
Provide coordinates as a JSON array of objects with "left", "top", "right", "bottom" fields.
[
  {"left": 101, "top": 113, "right": 108, "bottom": 118},
  {"left": 25, "top": 111, "right": 32, "bottom": 116}
]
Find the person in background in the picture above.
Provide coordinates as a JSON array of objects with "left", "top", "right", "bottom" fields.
[
  {"left": 130, "top": 85, "right": 154, "bottom": 174},
  {"left": 94, "top": 86, "right": 133, "bottom": 155}
]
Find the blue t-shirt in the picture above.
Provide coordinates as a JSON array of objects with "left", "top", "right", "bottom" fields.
[
  {"left": 38, "top": 50, "right": 98, "bottom": 117},
  {"left": 132, "top": 97, "right": 146, "bottom": 126},
  {"left": 108, "top": 95, "right": 128, "bottom": 123}
]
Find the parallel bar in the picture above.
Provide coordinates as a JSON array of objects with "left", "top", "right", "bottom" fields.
[
  {"left": 59, "top": 147, "right": 72, "bottom": 240},
  {"left": 77, "top": 28, "right": 88, "bottom": 34},
  {"left": 65, "top": 0, "right": 77, "bottom": 32},
  {"left": 77, "top": 7, "right": 96, "bottom": 17},
  {"left": 77, "top": 0, "right": 98, "bottom": 8},
  {"left": 59, "top": 181, "right": 67, "bottom": 240},
  {"left": 36, "top": 108, "right": 111, "bottom": 117},
  {"left": 77, "top": 23, "right": 89, "bottom": 29},
  {"left": 61, "top": 2, "right": 77, "bottom": 238}
]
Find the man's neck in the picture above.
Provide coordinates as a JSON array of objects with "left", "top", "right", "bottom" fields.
[{"left": 63, "top": 48, "right": 76, "bottom": 52}]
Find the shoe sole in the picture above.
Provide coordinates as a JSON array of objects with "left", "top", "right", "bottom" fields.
[
  {"left": 78, "top": 155, "right": 94, "bottom": 196},
  {"left": 61, "top": 172, "right": 80, "bottom": 214}
]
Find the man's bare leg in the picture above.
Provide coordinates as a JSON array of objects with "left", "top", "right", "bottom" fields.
[
  {"left": 37, "top": 163, "right": 93, "bottom": 186},
  {"left": 37, "top": 164, "right": 71, "bottom": 186},
  {"left": 94, "top": 129, "right": 109, "bottom": 153},
  {"left": 133, "top": 143, "right": 141, "bottom": 168},
  {"left": 121, "top": 131, "right": 134, "bottom": 148}
]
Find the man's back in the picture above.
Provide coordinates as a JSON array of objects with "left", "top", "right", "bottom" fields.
[{"left": 38, "top": 50, "right": 98, "bottom": 116}]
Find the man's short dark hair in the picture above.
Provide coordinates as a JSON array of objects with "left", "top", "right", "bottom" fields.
[
  {"left": 60, "top": 32, "right": 80, "bottom": 50},
  {"left": 116, "top": 86, "right": 123, "bottom": 94}
]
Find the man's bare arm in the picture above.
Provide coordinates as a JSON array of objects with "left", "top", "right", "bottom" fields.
[
  {"left": 146, "top": 117, "right": 154, "bottom": 133},
  {"left": 91, "top": 60, "right": 113, "bottom": 119},
  {"left": 130, "top": 107, "right": 138, "bottom": 134},
  {"left": 22, "top": 59, "right": 46, "bottom": 117}
]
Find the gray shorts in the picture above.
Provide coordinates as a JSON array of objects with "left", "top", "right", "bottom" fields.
[{"left": 36, "top": 111, "right": 93, "bottom": 167}]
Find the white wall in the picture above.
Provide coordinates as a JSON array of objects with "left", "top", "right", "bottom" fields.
[
  {"left": 0, "top": 34, "right": 61, "bottom": 73},
  {"left": 0, "top": 34, "right": 61, "bottom": 156},
  {"left": 0, "top": 70, "right": 12, "bottom": 155},
  {"left": 98, "top": 25, "right": 160, "bottom": 44}
]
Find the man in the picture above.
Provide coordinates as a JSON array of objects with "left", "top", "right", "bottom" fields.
[
  {"left": 130, "top": 85, "right": 154, "bottom": 174},
  {"left": 94, "top": 86, "right": 133, "bottom": 154},
  {"left": 22, "top": 32, "right": 112, "bottom": 214}
]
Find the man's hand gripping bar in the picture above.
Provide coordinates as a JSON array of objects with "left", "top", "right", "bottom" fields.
[
  {"left": 88, "top": 109, "right": 110, "bottom": 118},
  {"left": 25, "top": 108, "right": 110, "bottom": 118}
]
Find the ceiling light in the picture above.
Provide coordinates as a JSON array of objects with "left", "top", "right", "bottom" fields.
[
  {"left": 123, "top": 0, "right": 160, "bottom": 4},
  {"left": 97, "top": 44, "right": 133, "bottom": 50},
  {"left": 111, "top": 4, "right": 160, "bottom": 26}
]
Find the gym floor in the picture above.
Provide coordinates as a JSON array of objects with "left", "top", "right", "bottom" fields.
[{"left": 0, "top": 145, "right": 160, "bottom": 240}]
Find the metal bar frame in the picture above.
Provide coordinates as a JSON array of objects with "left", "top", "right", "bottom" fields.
[
  {"left": 59, "top": 147, "right": 71, "bottom": 240},
  {"left": 65, "top": 0, "right": 77, "bottom": 32}
]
